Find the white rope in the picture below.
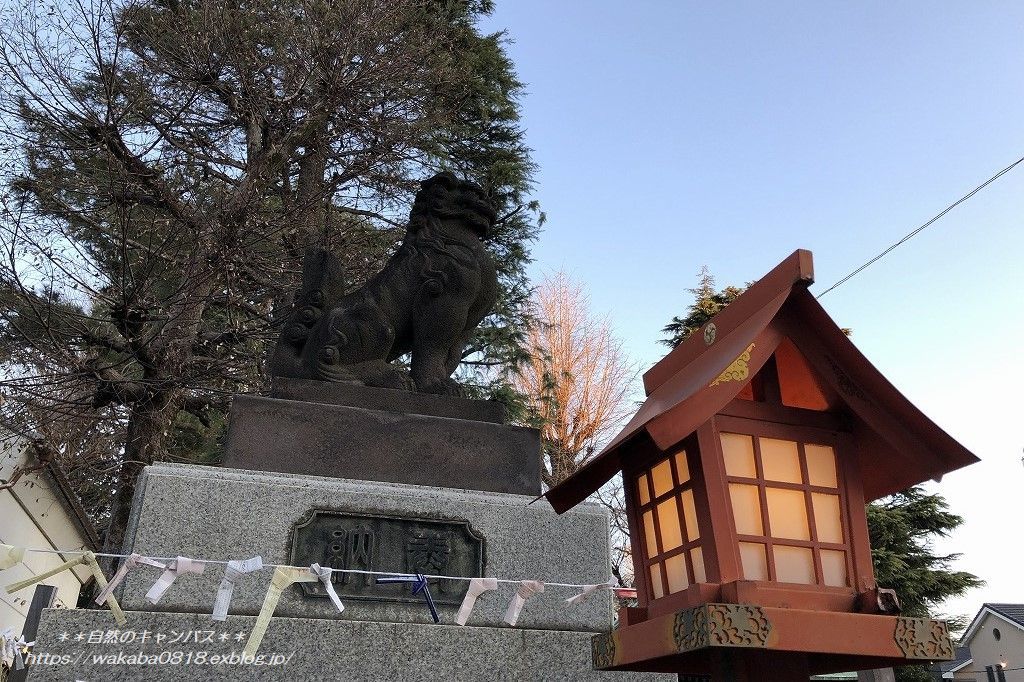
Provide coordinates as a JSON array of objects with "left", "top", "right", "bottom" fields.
[{"left": 10, "top": 547, "right": 613, "bottom": 590}]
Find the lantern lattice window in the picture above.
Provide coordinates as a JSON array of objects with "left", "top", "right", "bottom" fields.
[
  {"left": 634, "top": 449, "right": 705, "bottom": 598},
  {"left": 720, "top": 430, "right": 851, "bottom": 587}
]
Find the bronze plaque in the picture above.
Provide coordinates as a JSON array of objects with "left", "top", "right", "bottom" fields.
[{"left": 289, "top": 510, "right": 485, "bottom": 605}]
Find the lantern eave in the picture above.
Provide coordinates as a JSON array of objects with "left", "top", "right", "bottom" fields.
[{"left": 544, "top": 248, "right": 978, "bottom": 514}]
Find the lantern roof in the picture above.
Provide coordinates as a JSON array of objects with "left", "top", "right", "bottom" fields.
[{"left": 544, "top": 249, "right": 978, "bottom": 514}]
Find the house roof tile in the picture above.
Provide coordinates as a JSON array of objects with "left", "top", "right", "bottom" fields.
[{"left": 985, "top": 603, "right": 1024, "bottom": 628}]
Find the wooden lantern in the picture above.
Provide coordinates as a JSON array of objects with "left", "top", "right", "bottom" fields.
[{"left": 543, "top": 250, "right": 978, "bottom": 680}]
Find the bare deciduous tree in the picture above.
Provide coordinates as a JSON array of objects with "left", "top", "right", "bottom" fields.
[
  {"left": 594, "top": 476, "right": 634, "bottom": 590},
  {"left": 512, "top": 271, "right": 636, "bottom": 487},
  {"left": 511, "top": 272, "right": 637, "bottom": 587}
]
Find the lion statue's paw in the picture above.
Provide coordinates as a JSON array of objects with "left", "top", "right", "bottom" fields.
[{"left": 415, "top": 377, "right": 468, "bottom": 398}]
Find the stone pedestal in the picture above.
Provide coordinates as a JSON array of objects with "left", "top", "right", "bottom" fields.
[
  {"left": 115, "top": 464, "right": 613, "bottom": 630},
  {"left": 222, "top": 387, "right": 541, "bottom": 496},
  {"left": 27, "top": 387, "right": 669, "bottom": 680},
  {"left": 29, "top": 611, "right": 661, "bottom": 681},
  {"left": 222, "top": 376, "right": 544, "bottom": 493}
]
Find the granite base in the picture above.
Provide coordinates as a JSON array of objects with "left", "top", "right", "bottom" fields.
[
  {"left": 28, "top": 609, "right": 670, "bottom": 681},
  {"left": 119, "top": 464, "right": 613, "bottom": 631}
]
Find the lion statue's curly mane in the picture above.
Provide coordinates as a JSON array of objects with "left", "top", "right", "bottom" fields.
[{"left": 270, "top": 172, "right": 498, "bottom": 396}]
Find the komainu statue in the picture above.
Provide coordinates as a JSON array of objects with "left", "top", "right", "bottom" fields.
[{"left": 269, "top": 172, "right": 498, "bottom": 396}]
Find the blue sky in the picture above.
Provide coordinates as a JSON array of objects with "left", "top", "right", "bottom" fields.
[{"left": 481, "top": 2, "right": 1024, "bottom": 619}]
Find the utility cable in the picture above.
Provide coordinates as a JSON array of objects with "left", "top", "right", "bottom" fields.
[{"left": 817, "top": 153, "right": 1024, "bottom": 298}]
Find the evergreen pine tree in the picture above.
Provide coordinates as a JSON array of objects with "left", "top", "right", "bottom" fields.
[
  {"left": 0, "top": 0, "right": 540, "bottom": 550},
  {"left": 660, "top": 266, "right": 746, "bottom": 349},
  {"left": 868, "top": 488, "right": 982, "bottom": 681}
]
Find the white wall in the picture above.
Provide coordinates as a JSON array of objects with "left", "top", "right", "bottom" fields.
[
  {"left": 0, "top": 436, "right": 92, "bottom": 633},
  {"left": 959, "top": 612, "right": 1024, "bottom": 682}
]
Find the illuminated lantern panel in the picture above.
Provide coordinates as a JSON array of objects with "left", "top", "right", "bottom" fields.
[
  {"left": 721, "top": 433, "right": 849, "bottom": 587},
  {"left": 635, "top": 449, "right": 704, "bottom": 598}
]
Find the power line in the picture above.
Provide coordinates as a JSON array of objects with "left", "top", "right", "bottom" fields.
[{"left": 817, "top": 153, "right": 1024, "bottom": 298}]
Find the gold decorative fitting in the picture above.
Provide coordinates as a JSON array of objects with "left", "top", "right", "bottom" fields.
[
  {"left": 893, "top": 618, "right": 955, "bottom": 660},
  {"left": 591, "top": 632, "right": 617, "bottom": 669},
  {"left": 703, "top": 323, "right": 717, "bottom": 345},
  {"left": 673, "top": 604, "right": 772, "bottom": 652},
  {"left": 709, "top": 344, "right": 755, "bottom": 387}
]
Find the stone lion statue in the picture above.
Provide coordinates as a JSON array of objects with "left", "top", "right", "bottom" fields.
[{"left": 269, "top": 172, "right": 498, "bottom": 396}]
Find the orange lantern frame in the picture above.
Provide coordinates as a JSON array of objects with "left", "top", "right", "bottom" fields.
[{"left": 543, "top": 250, "right": 978, "bottom": 679}]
